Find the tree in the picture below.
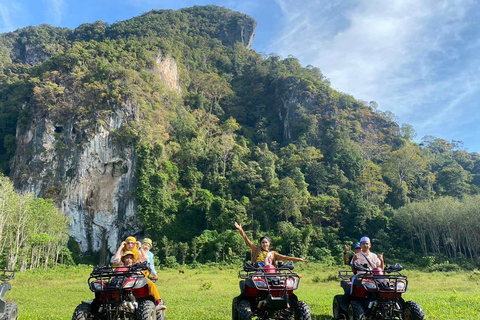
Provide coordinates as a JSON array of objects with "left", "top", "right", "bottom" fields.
[
  {"left": 177, "top": 242, "right": 189, "bottom": 265},
  {"left": 356, "top": 161, "right": 390, "bottom": 204},
  {"left": 383, "top": 144, "right": 427, "bottom": 207},
  {"left": 218, "top": 117, "right": 242, "bottom": 177}
]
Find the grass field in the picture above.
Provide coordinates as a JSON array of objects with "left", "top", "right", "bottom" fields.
[{"left": 4, "top": 263, "right": 480, "bottom": 319}]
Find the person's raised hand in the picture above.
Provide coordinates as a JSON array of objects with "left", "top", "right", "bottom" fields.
[
  {"left": 121, "top": 241, "right": 127, "bottom": 248},
  {"left": 136, "top": 241, "right": 142, "bottom": 248},
  {"left": 379, "top": 253, "right": 384, "bottom": 262},
  {"left": 234, "top": 222, "right": 242, "bottom": 230},
  {"left": 344, "top": 245, "right": 350, "bottom": 253}
]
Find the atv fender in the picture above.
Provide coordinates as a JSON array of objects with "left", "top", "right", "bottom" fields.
[
  {"left": 0, "top": 283, "right": 12, "bottom": 314},
  {"left": 245, "top": 278, "right": 255, "bottom": 289},
  {"left": 239, "top": 280, "right": 246, "bottom": 295},
  {"left": 340, "top": 281, "right": 350, "bottom": 295}
]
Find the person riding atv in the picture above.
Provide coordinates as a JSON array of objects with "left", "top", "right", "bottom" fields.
[
  {"left": 233, "top": 261, "right": 311, "bottom": 320},
  {"left": 0, "top": 270, "right": 17, "bottom": 320},
  {"left": 72, "top": 257, "right": 165, "bottom": 320},
  {"left": 333, "top": 263, "right": 425, "bottom": 320}
]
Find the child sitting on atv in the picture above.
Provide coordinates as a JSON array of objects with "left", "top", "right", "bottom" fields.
[
  {"left": 234, "top": 222, "right": 307, "bottom": 266},
  {"left": 120, "top": 251, "right": 135, "bottom": 268}
]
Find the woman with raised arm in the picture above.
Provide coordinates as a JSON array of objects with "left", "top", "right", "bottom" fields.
[
  {"left": 111, "top": 236, "right": 147, "bottom": 266},
  {"left": 234, "top": 222, "right": 307, "bottom": 266}
]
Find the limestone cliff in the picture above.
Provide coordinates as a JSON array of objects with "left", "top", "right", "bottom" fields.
[{"left": 10, "top": 54, "right": 182, "bottom": 259}]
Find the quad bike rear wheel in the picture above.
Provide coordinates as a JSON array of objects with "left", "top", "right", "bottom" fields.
[
  {"left": 403, "top": 301, "right": 425, "bottom": 320},
  {"left": 333, "top": 295, "right": 345, "bottom": 319},
  {"left": 232, "top": 297, "right": 239, "bottom": 320},
  {"left": 237, "top": 300, "right": 252, "bottom": 320},
  {"left": 294, "top": 301, "right": 311, "bottom": 320},
  {"left": 347, "top": 301, "right": 365, "bottom": 320},
  {"left": 71, "top": 304, "right": 91, "bottom": 320},
  {"left": 2, "top": 302, "right": 18, "bottom": 320},
  {"left": 137, "top": 300, "right": 156, "bottom": 320}
]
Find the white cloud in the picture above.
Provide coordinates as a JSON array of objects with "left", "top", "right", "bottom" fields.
[
  {"left": 0, "top": 2, "right": 22, "bottom": 32},
  {"left": 46, "top": 0, "right": 65, "bottom": 25},
  {"left": 269, "top": 0, "right": 480, "bottom": 148}
]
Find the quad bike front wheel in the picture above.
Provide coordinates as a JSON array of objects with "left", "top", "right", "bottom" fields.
[
  {"left": 347, "top": 301, "right": 365, "bottom": 320},
  {"left": 156, "top": 309, "right": 166, "bottom": 320},
  {"left": 71, "top": 304, "right": 91, "bottom": 320},
  {"left": 237, "top": 300, "right": 252, "bottom": 320},
  {"left": 232, "top": 297, "right": 238, "bottom": 320},
  {"left": 3, "top": 302, "right": 18, "bottom": 320},
  {"left": 403, "top": 301, "right": 425, "bottom": 320},
  {"left": 137, "top": 300, "right": 156, "bottom": 320},
  {"left": 294, "top": 301, "right": 311, "bottom": 320},
  {"left": 333, "top": 295, "right": 345, "bottom": 319}
]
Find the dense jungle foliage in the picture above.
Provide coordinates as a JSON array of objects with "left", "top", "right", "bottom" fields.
[{"left": 1, "top": 5, "right": 480, "bottom": 269}]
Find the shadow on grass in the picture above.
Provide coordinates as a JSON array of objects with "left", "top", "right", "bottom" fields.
[{"left": 312, "top": 314, "right": 333, "bottom": 320}]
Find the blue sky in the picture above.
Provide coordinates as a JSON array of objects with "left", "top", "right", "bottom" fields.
[{"left": 1, "top": 0, "right": 480, "bottom": 152}]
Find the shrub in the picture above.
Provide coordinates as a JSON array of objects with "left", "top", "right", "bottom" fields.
[{"left": 427, "top": 261, "right": 461, "bottom": 272}]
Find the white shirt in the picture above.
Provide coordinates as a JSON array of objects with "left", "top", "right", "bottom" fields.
[{"left": 353, "top": 251, "right": 381, "bottom": 269}]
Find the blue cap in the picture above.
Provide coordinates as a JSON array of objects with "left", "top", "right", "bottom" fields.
[
  {"left": 360, "top": 236, "right": 371, "bottom": 244},
  {"left": 353, "top": 242, "right": 361, "bottom": 249}
]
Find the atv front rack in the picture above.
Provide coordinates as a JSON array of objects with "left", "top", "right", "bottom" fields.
[
  {"left": 88, "top": 262, "right": 149, "bottom": 292},
  {"left": 239, "top": 262, "right": 301, "bottom": 294},
  {"left": 338, "top": 269, "right": 409, "bottom": 293}
]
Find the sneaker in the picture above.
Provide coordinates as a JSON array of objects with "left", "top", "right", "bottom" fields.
[
  {"left": 156, "top": 304, "right": 167, "bottom": 311},
  {"left": 155, "top": 299, "right": 167, "bottom": 311}
]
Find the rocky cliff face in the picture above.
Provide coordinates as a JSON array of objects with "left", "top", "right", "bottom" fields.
[
  {"left": 217, "top": 14, "right": 257, "bottom": 49},
  {"left": 11, "top": 104, "right": 140, "bottom": 258},
  {"left": 10, "top": 54, "right": 181, "bottom": 258}
]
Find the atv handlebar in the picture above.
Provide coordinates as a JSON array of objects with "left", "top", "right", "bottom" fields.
[
  {"left": 91, "top": 261, "right": 151, "bottom": 276},
  {"left": 243, "top": 261, "right": 295, "bottom": 272},
  {"left": 351, "top": 263, "right": 404, "bottom": 273}
]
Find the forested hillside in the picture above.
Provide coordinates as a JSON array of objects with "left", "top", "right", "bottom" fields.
[{"left": 1, "top": 5, "right": 479, "bottom": 267}]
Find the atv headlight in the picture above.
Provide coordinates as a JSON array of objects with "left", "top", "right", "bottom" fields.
[
  {"left": 91, "top": 281, "right": 103, "bottom": 291},
  {"left": 254, "top": 280, "right": 267, "bottom": 288},
  {"left": 253, "top": 278, "right": 267, "bottom": 288},
  {"left": 286, "top": 277, "right": 297, "bottom": 289},
  {"left": 123, "top": 280, "right": 135, "bottom": 289},
  {"left": 396, "top": 282, "right": 406, "bottom": 291},
  {"left": 363, "top": 280, "right": 377, "bottom": 290}
]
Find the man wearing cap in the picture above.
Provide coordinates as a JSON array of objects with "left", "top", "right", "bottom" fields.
[
  {"left": 142, "top": 238, "right": 157, "bottom": 280},
  {"left": 351, "top": 236, "right": 384, "bottom": 270},
  {"left": 343, "top": 242, "right": 361, "bottom": 265}
]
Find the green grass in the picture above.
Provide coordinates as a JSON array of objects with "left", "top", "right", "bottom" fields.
[{"left": 4, "top": 264, "right": 480, "bottom": 319}]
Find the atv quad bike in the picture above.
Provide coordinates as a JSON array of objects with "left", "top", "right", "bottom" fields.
[
  {"left": 232, "top": 262, "right": 311, "bottom": 320},
  {"left": 333, "top": 263, "right": 425, "bottom": 320},
  {"left": 72, "top": 261, "right": 165, "bottom": 320},
  {"left": 0, "top": 270, "right": 17, "bottom": 320}
]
